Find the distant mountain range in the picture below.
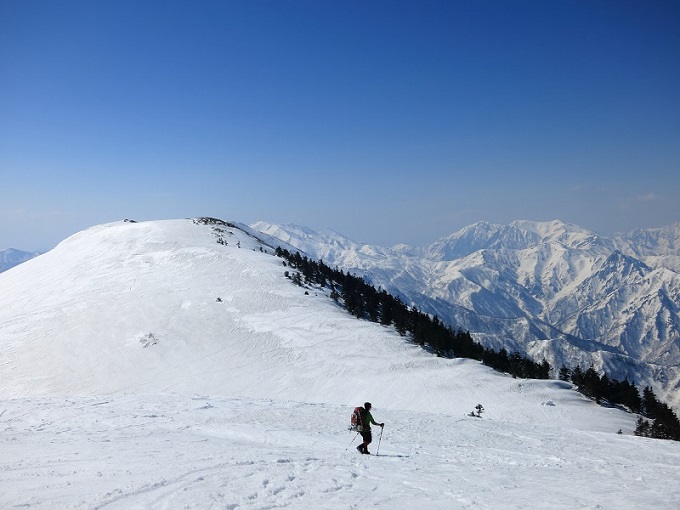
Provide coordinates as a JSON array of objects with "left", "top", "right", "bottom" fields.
[
  {"left": 253, "top": 220, "right": 680, "bottom": 412},
  {"left": 0, "top": 248, "right": 42, "bottom": 273}
]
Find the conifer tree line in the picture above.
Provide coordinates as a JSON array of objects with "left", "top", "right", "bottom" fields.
[
  {"left": 275, "top": 248, "right": 550, "bottom": 380},
  {"left": 559, "top": 365, "right": 680, "bottom": 441},
  {"left": 275, "top": 247, "right": 680, "bottom": 442}
]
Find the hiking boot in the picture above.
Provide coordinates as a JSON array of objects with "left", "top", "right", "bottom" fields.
[{"left": 356, "top": 445, "right": 364, "bottom": 453}]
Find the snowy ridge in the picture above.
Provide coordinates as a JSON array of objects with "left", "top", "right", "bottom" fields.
[
  {"left": 1, "top": 218, "right": 679, "bottom": 509},
  {"left": 253, "top": 220, "right": 680, "bottom": 412}
]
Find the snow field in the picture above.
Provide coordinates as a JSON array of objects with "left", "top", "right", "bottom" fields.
[
  {"left": 1, "top": 219, "right": 679, "bottom": 509},
  {"left": 2, "top": 394, "right": 679, "bottom": 509}
]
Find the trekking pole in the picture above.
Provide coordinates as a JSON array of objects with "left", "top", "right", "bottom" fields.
[
  {"left": 376, "top": 426, "right": 384, "bottom": 456},
  {"left": 345, "top": 431, "right": 360, "bottom": 450}
]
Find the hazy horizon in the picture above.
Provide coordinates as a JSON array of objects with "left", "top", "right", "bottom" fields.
[{"left": 2, "top": 1, "right": 679, "bottom": 251}]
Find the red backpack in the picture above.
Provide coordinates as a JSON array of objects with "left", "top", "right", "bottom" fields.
[{"left": 350, "top": 406, "right": 365, "bottom": 431}]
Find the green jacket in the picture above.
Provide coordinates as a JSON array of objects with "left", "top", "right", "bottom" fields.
[{"left": 363, "top": 410, "right": 379, "bottom": 429}]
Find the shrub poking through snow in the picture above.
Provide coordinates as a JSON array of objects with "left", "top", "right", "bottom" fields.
[{"left": 469, "top": 404, "right": 484, "bottom": 418}]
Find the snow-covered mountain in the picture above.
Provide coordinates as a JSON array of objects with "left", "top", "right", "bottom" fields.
[
  {"left": 0, "top": 247, "right": 41, "bottom": 272},
  {"left": 2, "top": 218, "right": 679, "bottom": 508},
  {"left": 253, "top": 220, "right": 680, "bottom": 412},
  {"left": 614, "top": 223, "right": 680, "bottom": 273}
]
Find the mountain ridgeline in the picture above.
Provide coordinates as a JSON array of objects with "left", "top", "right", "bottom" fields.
[{"left": 254, "top": 220, "right": 680, "bottom": 415}]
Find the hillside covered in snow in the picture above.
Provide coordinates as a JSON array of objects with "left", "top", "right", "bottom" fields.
[
  {"left": 1, "top": 218, "right": 679, "bottom": 509},
  {"left": 253, "top": 220, "right": 680, "bottom": 413}
]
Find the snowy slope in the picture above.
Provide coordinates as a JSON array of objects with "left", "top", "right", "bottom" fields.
[
  {"left": 0, "top": 218, "right": 609, "bottom": 417},
  {"left": 3, "top": 393, "right": 679, "bottom": 510},
  {"left": 1, "top": 218, "right": 679, "bottom": 509},
  {"left": 252, "top": 220, "right": 680, "bottom": 412}
]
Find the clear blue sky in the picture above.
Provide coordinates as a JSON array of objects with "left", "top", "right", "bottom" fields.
[{"left": 1, "top": 0, "right": 679, "bottom": 250}]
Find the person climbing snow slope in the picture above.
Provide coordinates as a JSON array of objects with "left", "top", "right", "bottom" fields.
[{"left": 356, "top": 402, "right": 384, "bottom": 455}]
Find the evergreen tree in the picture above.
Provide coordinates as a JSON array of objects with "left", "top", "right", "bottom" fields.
[
  {"left": 635, "top": 416, "right": 651, "bottom": 437},
  {"left": 643, "top": 386, "right": 659, "bottom": 418},
  {"left": 558, "top": 364, "right": 571, "bottom": 381}
]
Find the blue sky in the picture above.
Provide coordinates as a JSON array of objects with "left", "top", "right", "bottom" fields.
[{"left": 1, "top": 0, "right": 679, "bottom": 250}]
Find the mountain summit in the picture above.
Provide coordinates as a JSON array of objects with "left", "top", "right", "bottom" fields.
[{"left": 0, "top": 218, "right": 420, "bottom": 405}]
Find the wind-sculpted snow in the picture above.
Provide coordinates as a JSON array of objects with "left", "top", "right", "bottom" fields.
[
  {"left": 254, "top": 220, "right": 680, "bottom": 412},
  {"left": 1, "top": 218, "right": 679, "bottom": 508}
]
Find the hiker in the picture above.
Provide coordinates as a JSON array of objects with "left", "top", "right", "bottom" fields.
[{"left": 356, "top": 402, "right": 384, "bottom": 455}]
